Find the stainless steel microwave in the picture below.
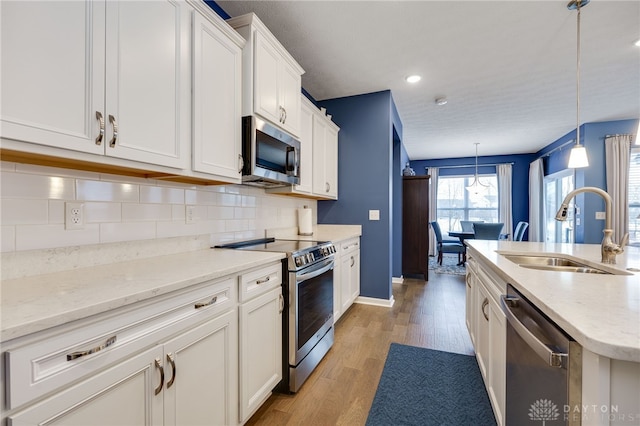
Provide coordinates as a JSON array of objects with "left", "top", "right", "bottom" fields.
[{"left": 241, "top": 116, "right": 300, "bottom": 187}]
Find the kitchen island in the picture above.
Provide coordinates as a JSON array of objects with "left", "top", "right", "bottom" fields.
[{"left": 466, "top": 240, "right": 639, "bottom": 426}]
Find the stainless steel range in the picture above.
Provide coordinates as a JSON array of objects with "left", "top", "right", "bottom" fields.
[{"left": 216, "top": 238, "right": 336, "bottom": 393}]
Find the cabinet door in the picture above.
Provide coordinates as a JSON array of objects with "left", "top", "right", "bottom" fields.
[
  {"left": 0, "top": 0, "right": 105, "bottom": 154},
  {"left": 488, "top": 297, "right": 506, "bottom": 426},
  {"left": 324, "top": 125, "right": 339, "bottom": 199},
  {"left": 192, "top": 12, "right": 242, "bottom": 181},
  {"left": 163, "top": 310, "right": 238, "bottom": 426},
  {"left": 104, "top": 0, "right": 189, "bottom": 168},
  {"left": 278, "top": 60, "right": 301, "bottom": 137},
  {"left": 349, "top": 250, "right": 360, "bottom": 304},
  {"left": 295, "top": 99, "right": 314, "bottom": 194},
  {"left": 9, "top": 346, "right": 163, "bottom": 426},
  {"left": 475, "top": 282, "right": 490, "bottom": 381},
  {"left": 312, "top": 116, "right": 327, "bottom": 195},
  {"left": 239, "top": 286, "right": 282, "bottom": 422},
  {"left": 465, "top": 271, "right": 477, "bottom": 346},
  {"left": 340, "top": 251, "right": 352, "bottom": 314},
  {"left": 253, "top": 31, "right": 280, "bottom": 125},
  {"left": 332, "top": 251, "right": 343, "bottom": 323}
]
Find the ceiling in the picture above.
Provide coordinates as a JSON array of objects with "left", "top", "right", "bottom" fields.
[{"left": 217, "top": 1, "right": 640, "bottom": 160}]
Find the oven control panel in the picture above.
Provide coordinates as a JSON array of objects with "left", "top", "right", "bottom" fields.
[{"left": 293, "top": 243, "right": 336, "bottom": 268}]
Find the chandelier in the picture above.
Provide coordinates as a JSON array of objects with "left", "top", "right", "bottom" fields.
[{"left": 465, "top": 143, "right": 490, "bottom": 195}]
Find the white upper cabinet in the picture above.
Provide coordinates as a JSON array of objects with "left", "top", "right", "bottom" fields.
[
  {"left": 1, "top": 0, "right": 106, "bottom": 155},
  {"left": 1, "top": 0, "right": 190, "bottom": 170},
  {"left": 191, "top": 4, "right": 244, "bottom": 182},
  {"left": 227, "top": 13, "right": 304, "bottom": 138},
  {"left": 312, "top": 113, "right": 339, "bottom": 199}
]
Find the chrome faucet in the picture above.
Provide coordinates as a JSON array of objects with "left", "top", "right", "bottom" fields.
[{"left": 555, "top": 186, "right": 629, "bottom": 264}]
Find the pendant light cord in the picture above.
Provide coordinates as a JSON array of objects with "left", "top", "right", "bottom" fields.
[{"left": 576, "top": 1, "right": 581, "bottom": 148}]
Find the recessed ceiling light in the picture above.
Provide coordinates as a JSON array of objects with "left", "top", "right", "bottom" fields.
[
  {"left": 635, "top": 38, "right": 640, "bottom": 47},
  {"left": 406, "top": 75, "right": 421, "bottom": 83},
  {"left": 435, "top": 97, "right": 448, "bottom": 106}
]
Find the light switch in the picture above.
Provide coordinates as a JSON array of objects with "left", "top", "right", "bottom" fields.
[
  {"left": 369, "top": 210, "right": 380, "bottom": 221},
  {"left": 595, "top": 211, "right": 606, "bottom": 220}
]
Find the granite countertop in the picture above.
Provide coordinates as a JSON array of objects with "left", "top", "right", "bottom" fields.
[
  {"left": 0, "top": 249, "right": 285, "bottom": 343},
  {"left": 467, "top": 240, "right": 640, "bottom": 362}
]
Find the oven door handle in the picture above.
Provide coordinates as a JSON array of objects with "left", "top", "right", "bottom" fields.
[{"left": 296, "top": 258, "right": 334, "bottom": 283}]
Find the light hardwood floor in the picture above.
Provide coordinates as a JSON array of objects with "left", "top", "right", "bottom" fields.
[{"left": 246, "top": 269, "right": 474, "bottom": 425}]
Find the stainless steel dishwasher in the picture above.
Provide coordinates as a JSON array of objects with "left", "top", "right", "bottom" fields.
[{"left": 501, "top": 284, "right": 582, "bottom": 426}]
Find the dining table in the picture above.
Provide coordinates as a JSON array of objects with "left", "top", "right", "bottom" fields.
[{"left": 448, "top": 231, "right": 475, "bottom": 265}]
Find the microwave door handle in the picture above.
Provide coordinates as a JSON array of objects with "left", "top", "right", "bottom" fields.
[{"left": 286, "top": 146, "right": 298, "bottom": 176}]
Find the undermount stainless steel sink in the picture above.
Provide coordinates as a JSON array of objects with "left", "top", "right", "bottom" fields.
[{"left": 503, "top": 254, "right": 612, "bottom": 275}]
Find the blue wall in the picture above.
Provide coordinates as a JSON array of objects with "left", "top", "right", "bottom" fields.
[
  {"left": 317, "top": 91, "right": 397, "bottom": 300},
  {"left": 537, "top": 119, "right": 639, "bottom": 243},
  {"left": 410, "top": 154, "right": 535, "bottom": 238}
]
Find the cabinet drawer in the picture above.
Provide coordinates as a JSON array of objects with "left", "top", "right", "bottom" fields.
[
  {"left": 5, "top": 277, "right": 236, "bottom": 410},
  {"left": 239, "top": 262, "right": 283, "bottom": 303},
  {"left": 339, "top": 237, "right": 360, "bottom": 255}
]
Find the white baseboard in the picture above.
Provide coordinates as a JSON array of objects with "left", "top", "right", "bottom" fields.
[
  {"left": 355, "top": 295, "right": 395, "bottom": 308},
  {"left": 392, "top": 276, "right": 404, "bottom": 284}
]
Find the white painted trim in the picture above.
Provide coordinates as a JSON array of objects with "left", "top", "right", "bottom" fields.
[
  {"left": 354, "top": 295, "right": 395, "bottom": 308},
  {"left": 392, "top": 277, "right": 404, "bottom": 284}
]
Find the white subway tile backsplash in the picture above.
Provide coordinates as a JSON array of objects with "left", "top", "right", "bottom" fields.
[
  {"left": 85, "top": 202, "right": 122, "bottom": 223},
  {"left": 1, "top": 163, "right": 317, "bottom": 255},
  {"left": 141, "top": 185, "right": 185, "bottom": 204},
  {"left": 122, "top": 203, "right": 171, "bottom": 222},
  {"left": 1, "top": 199, "right": 48, "bottom": 225},
  {"left": 16, "top": 224, "right": 100, "bottom": 251},
  {"left": 1, "top": 172, "right": 75, "bottom": 200},
  {"left": 77, "top": 180, "right": 139, "bottom": 203},
  {"left": 1, "top": 226, "right": 16, "bottom": 252},
  {"left": 100, "top": 222, "right": 156, "bottom": 244}
]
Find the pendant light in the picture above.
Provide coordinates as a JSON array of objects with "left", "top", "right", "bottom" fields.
[
  {"left": 465, "top": 143, "right": 490, "bottom": 195},
  {"left": 567, "top": 0, "right": 590, "bottom": 168}
]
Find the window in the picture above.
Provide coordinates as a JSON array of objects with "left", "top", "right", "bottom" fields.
[
  {"left": 629, "top": 146, "right": 640, "bottom": 247},
  {"left": 544, "top": 170, "right": 575, "bottom": 243},
  {"left": 436, "top": 175, "right": 498, "bottom": 234}
]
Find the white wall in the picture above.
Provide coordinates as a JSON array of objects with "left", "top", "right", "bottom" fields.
[{"left": 1, "top": 161, "right": 316, "bottom": 253}]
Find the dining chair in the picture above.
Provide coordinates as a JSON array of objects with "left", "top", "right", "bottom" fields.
[
  {"left": 460, "top": 220, "right": 484, "bottom": 232},
  {"left": 473, "top": 222, "right": 504, "bottom": 240},
  {"left": 513, "top": 221, "right": 529, "bottom": 241},
  {"left": 430, "top": 221, "right": 465, "bottom": 265}
]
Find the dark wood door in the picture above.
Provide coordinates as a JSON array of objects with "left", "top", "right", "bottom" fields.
[{"left": 402, "top": 176, "right": 430, "bottom": 280}]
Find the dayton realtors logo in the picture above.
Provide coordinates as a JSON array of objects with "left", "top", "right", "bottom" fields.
[{"left": 529, "top": 399, "right": 560, "bottom": 425}]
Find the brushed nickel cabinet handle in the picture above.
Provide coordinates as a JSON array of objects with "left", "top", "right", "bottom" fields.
[
  {"left": 154, "top": 358, "right": 164, "bottom": 395},
  {"left": 279, "top": 293, "right": 284, "bottom": 314},
  {"left": 95, "top": 111, "right": 105, "bottom": 145},
  {"left": 481, "top": 298, "right": 489, "bottom": 321},
  {"left": 238, "top": 154, "right": 244, "bottom": 173},
  {"left": 166, "top": 353, "right": 176, "bottom": 388},
  {"left": 108, "top": 114, "right": 118, "bottom": 147},
  {"left": 256, "top": 276, "right": 271, "bottom": 285},
  {"left": 67, "top": 335, "right": 116, "bottom": 361},
  {"left": 282, "top": 107, "right": 287, "bottom": 124},
  {"left": 325, "top": 182, "right": 330, "bottom": 193},
  {"left": 466, "top": 273, "right": 471, "bottom": 288},
  {"left": 350, "top": 256, "right": 355, "bottom": 267},
  {"left": 194, "top": 295, "right": 218, "bottom": 309}
]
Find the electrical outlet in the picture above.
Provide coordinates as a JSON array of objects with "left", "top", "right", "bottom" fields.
[
  {"left": 186, "top": 205, "right": 196, "bottom": 224},
  {"left": 369, "top": 210, "right": 380, "bottom": 221},
  {"left": 65, "top": 202, "right": 84, "bottom": 230},
  {"left": 595, "top": 211, "right": 606, "bottom": 220}
]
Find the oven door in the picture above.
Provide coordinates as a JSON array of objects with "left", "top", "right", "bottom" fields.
[{"left": 289, "top": 257, "right": 334, "bottom": 366}]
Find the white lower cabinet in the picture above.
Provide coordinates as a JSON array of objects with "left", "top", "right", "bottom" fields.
[
  {"left": 466, "top": 254, "right": 506, "bottom": 426},
  {"left": 9, "top": 345, "right": 164, "bottom": 426},
  {"left": 162, "top": 310, "right": 238, "bottom": 426},
  {"left": 238, "top": 263, "right": 283, "bottom": 423},
  {"left": 334, "top": 237, "right": 360, "bottom": 323}
]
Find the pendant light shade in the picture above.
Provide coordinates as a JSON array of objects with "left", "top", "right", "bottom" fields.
[
  {"left": 567, "top": 0, "right": 589, "bottom": 168},
  {"left": 465, "top": 143, "right": 490, "bottom": 195}
]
